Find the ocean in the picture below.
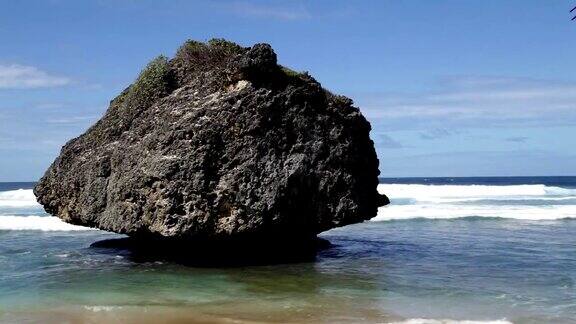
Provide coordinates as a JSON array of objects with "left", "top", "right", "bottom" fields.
[{"left": 1, "top": 177, "right": 576, "bottom": 323}]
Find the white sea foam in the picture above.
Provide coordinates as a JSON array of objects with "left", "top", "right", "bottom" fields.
[
  {"left": 3, "top": 185, "right": 575, "bottom": 225},
  {"left": 0, "top": 189, "right": 95, "bottom": 231},
  {"left": 379, "top": 184, "right": 576, "bottom": 200},
  {"left": 0, "top": 215, "right": 94, "bottom": 231},
  {"left": 83, "top": 305, "right": 123, "bottom": 312},
  {"left": 389, "top": 319, "right": 513, "bottom": 324},
  {"left": 375, "top": 184, "right": 576, "bottom": 221},
  {"left": 0, "top": 189, "right": 40, "bottom": 207}
]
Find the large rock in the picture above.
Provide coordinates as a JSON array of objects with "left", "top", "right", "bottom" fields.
[{"left": 35, "top": 39, "right": 388, "bottom": 242}]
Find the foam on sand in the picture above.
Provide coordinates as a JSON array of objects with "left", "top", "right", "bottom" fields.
[{"left": 389, "top": 319, "right": 513, "bottom": 324}]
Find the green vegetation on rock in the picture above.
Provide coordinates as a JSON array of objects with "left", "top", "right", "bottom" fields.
[
  {"left": 176, "top": 38, "right": 243, "bottom": 61},
  {"left": 127, "top": 55, "right": 174, "bottom": 108},
  {"left": 207, "top": 38, "right": 244, "bottom": 56},
  {"left": 175, "top": 40, "right": 207, "bottom": 62}
]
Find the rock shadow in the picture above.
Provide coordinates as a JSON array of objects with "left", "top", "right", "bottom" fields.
[{"left": 90, "top": 236, "right": 332, "bottom": 267}]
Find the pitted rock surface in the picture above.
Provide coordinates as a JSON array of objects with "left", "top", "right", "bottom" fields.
[{"left": 35, "top": 39, "right": 388, "bottom": 241}]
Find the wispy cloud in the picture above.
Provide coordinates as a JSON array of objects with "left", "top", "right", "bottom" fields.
[
  {"left": 46, "top": 115, "right": 98, "bottom": 124},
  {"left": 505, "top": 136, "right": 529, "bottom": 143},
  {"left": 420, "top": 128, "right": 460, "bottom": 140},
  {"left": 380, "top": 149, "right": 576, "bottom": 177},
  {"left": 34, "top": 103, "right": 67, "bottom": 109},
  {"left": 0, "top": 64, "right": 71, "bottom": 89},
  {"left": 358, "top": 76, "right": 576, "bottom": 126},
  {"left": 223, "top": 1, "right": 311, "bottom": 20},
  {"left": 375, "top": 134, "right": 403, "bottom": 149}
]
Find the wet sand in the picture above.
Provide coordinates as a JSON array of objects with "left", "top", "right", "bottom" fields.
[{"left": 2, "top": 303, "right": 401, "bottom": 324}]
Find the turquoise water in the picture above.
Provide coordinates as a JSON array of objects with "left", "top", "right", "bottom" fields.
[{"left": 1, "top": 178, "right": 576, "bottom": 323}]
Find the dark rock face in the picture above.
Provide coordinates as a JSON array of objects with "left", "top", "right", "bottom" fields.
[{"left": 35, "top": 39, "right": 388, "bottom": 241}]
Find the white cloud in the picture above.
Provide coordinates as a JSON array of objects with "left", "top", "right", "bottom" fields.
[
  {"left": 224, "top": 1, "right": 311, "bottom": 20},
  {"left": 358, "top": 76, "right": 576, "bottom": 125},
  {"left": 0, "top": 64, "right": 71, "bottom": 89}
]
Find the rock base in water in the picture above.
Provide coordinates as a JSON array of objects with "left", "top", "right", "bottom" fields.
[{"left": 91, "top": 236, "right": 331, "bottom": 267}]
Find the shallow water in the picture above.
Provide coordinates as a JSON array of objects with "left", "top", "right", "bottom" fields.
[{"left": 1, "top": 178, "right": 576, "bottom": 323}]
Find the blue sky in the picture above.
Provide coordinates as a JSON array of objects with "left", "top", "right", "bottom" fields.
[{"left": 0, "top": 0, "right": 575, "bottom": 181}]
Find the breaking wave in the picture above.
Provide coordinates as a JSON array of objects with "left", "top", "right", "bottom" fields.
[
  {"left": 375, "top": 184, "right": 576, "bottom": 221},
  {"left": 3, "top": 184, "right": 576, "bottom": 227},
  {"left": 0, "top": 189, "right": 93, "bottom": 231},
  {"left": 0, "top": 215, "right": 94, "bottom": 231},
  {"left": 0, "top": 189, "right": 40, "bottom": 208}
]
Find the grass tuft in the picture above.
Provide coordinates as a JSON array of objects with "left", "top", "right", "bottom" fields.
[{"left": 127, "top": 55, "right": 174, "bottom": 108}]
